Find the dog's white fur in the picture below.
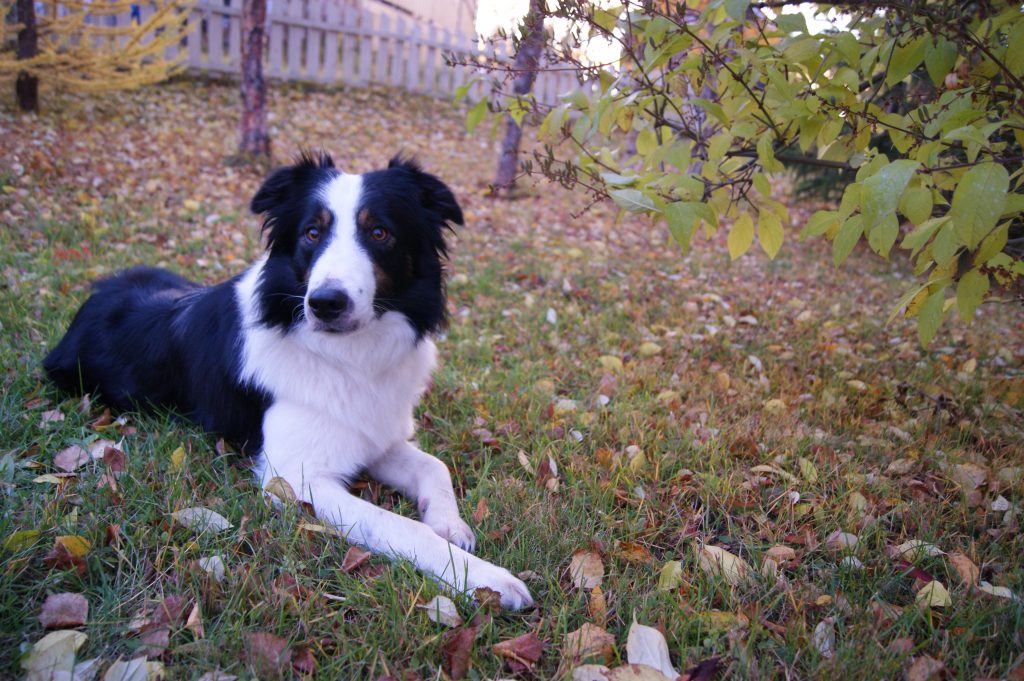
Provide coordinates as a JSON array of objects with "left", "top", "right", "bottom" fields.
[{"left": 234, "top": 174, "right": 533, "bottom": 610}]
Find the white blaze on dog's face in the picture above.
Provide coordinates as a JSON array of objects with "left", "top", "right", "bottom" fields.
[{"left": 303, "top": 173, "right": 375, "bottom": 333}]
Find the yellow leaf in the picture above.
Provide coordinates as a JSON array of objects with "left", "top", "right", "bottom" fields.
[
  {"left": 169, "top": 446, "right": 186, "bottom": 472},
  {"left": 727, "top": 213, "right": 754, "bottom": 260},
  {"left": 265, "top": 477, "right": 297, "bottom": 503},
  {"left": 947, "top": 551, "right": 979, "bottom": 585},
  {"left": 762, "top": 398, "right": 786, "bottom": 415},
  {"left": 797, "top": 457, "right": 819, "bottom": 483},
  {"left": 569, "top": 549, "right": 604, "bottom": 589},
  {"left": 598, "top": 355, "right": 624, "bottom": 373},
  {"left": 916, "top": 580, "right": 951, "bottom": 608},
  {"left": 56, "top": 535, "right": 91, "bottom": 557},
  {"left": 638, "top": 342, "right": 662, "bottom": 357},
  {"left": 4, "top": 529, "right": 41, "bottom": 552}
]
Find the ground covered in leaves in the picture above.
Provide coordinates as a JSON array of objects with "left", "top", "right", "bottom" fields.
[{"left": 1, "top": 79, "right": 1023, "bottom": 680}]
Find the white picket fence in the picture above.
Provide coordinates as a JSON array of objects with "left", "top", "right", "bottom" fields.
[{"left": 160, "top": 0, "right": 579, "bottom": 104}]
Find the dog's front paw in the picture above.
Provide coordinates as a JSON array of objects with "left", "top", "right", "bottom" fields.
[
  {"left": 465, "top": 562, "right": 534, "bottom": 611},
  {"left": 424, "top": 512, "right": 476, "bottom": 553}
]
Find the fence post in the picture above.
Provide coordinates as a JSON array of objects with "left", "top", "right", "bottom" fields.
[
  {"left": 305, "top": 0, "right": 323, "bottom": 80},
  {"left": 356, "top": 8, "right": 371, "bottom": 86},
  {"left": 228, "top": 0, "right": 241, "bottom": 68},
  {"left": 286, "top": 0, "right": 303, "bottom": 79},
  {"left": 405, "top": 21, "right": 420, "bottom": 91},
  {"left": 375, "top": 13, "right": 390, "bottom": 85},
  {"left": 267, "top": 0, "right": 284, "bottom": 77}
]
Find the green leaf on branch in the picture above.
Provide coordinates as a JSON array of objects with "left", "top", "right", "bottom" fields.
[
  {"left": 899, "top": 186, "right": 933, "bottom": 226},
  {"left": 956, "top": 269, "right": 989, "bottom": 321},
  {"left": 725, "top": 0, "right": 750, "bottom": 21},
  {"left": 974, "top": 223, "right": 1009, "bottom": 265},
  {"left": 728, "top": 213, "right": 754, "bottom": 260},
  {"left": 861, "top": 160, "right": 918, "bottom": 228},
  {"left": 887, "top": 36, "right": 928, "bottom": 86},
  {"left": 932, "top": 220, "right": 960, "bottom": 267},
  {"left": 901, "top": 216, "right": 949, "bottom": 256},
  {"left": 924, "top": 38, "right": 958, "bottom": 86},
  {"left": 466, "top": 98, "right": 488, "bottom": 133},
  {"left": 950, "top": 163, "right": 1009, "bottom": 249},
  {"left": 611, "top": 189, "right": 658, "bottom": 213},
  {"left": 833, "top": 215, "right": 864, "bottom": 266},
  {"left": 757, "top": 212, "right": 784, "bottom": 259},
  {"left": 801, "top": 210, "right": 839, "bottom": 239},
  {"left": 917, "top": 289, "right": 947, "bottom": 346},
  {"left": 867, "top": 213, "right": 899, "bottom": 258},
  {"left": 665, "top": 201, "right": 698, "bottom": 253}
]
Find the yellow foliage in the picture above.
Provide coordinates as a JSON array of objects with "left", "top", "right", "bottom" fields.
[{"left": 0, "top": 0, "right": 194, "bottom": 93}]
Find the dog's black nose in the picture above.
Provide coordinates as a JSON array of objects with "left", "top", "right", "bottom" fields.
[{"left": 308, "top": 287, "right": 351, "bottom": 321}]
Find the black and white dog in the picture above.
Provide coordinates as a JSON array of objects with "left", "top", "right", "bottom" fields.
[{"left": 44, "top": 152, "right": 533, "bottom": 609}]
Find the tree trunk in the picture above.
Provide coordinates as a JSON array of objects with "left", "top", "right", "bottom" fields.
[
  {"left": 15, "top": 0, "right": 38, "bottom": 112},
  {"left": 493, "top": 0, "right": 545, "bottom": 191},
  {"left": 238, "top": 0, "right": 270, "bottom": 158}
]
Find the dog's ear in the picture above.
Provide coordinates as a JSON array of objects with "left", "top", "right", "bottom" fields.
[
  {"left": 388, "top": 155, "right": 464, "bottom": 227},
  {"left": 251, "top": 151, "right": 336, "bottom": 215}
]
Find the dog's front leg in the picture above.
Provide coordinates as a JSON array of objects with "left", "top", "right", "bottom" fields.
[
  {"left": 367, "top": 441, "right": 475, "bottom": 551},
  {"left": 291, "top": 476, "right": 533, "bottom": 610}
]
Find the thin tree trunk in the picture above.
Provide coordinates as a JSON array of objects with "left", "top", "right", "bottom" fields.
[
  {"left": 238, "top": 0, "right": 270, "bottom": 158},
  {"left": 15, "top": 0, "right": 38, "bottom": 112},
  {"left": 493, "top": 0, "right": 545, "bottom": 191}
]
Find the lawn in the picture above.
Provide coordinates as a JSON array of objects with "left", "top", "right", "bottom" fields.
[{"left": 1, "top": 79, "right": 1023, "bottom": 680}]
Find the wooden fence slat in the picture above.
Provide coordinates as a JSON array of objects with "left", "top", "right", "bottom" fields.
[
  {"left": 390, "top": 16, "right": 405, "bottom": 88},
  {"left": 424, "top": 24, "right": 437, "bottom": 94},
  {"left": 286, "top": 0, "right": 303, "bottom": 79},
  {"left": 405, "top": 22, "right": 420, "bottom": 91},
  {"left": 305, "top": 0, "right": 323, "bottom": 80},
  {"left": 187, "top": 8, "right": 204, "bottom": 68},
  {"left": 356, "top": 8, "right": 371, "bottom": 85},
  {"left": 268, "top": 0, "right": 285, "bottom": 77},
  {"left": 228, "top": 0, "right": 242, "bottom": 68},
  {"left": 375, "top": 13, "right": 390, "bottom": 84},
  {"left": 209, "top": 4, "right": 225, "bottom": 68},
  {"left": 323, "top": 1, "right": 340, "bottom": 83}
]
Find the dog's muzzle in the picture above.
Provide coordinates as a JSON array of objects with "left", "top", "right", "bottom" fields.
[{"left": 307, "top": 286, "right": 359, "bottom": 332}]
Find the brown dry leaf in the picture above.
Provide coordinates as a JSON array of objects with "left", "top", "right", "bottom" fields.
[
  {"left": 894, "top": 540, "right": 944, "bottom": 560},
  {"left": 697, "top": 544, "right": 752, "bottom": 585},
  {"left": 569, "top": 549, "right": 605, "bottom": 589},
  {"left": 949, "top": 463, "right": 988, "bottom": 492},
  {"left": 54, "top": 445, "right": 90, "bottom": 473},
  {"left": 680, "top": 656, "right": 725, "bottom": 681},
  {"left": 572, "top": 664, "right": 613, "bottom": 681},
  {"left": 812, "top": 618, "right": 835, "bottom": 659},
  {"left": 40, "top": 409, "right": 65, "bottom": 427},
  {"left": 185, "top": 602, "right": 205, "bottom": 639},
  {"left": 39, "top": 592, "right": 88, "bottom": 629},
  {"left": 765, "top": 545, "right": 797, "bottom": 563},
  {"left": 264, "top": 477, "right": 296, "bottom": 504},
  {"left": 102, "top": 446, "right": 125, "bottom": 475},
  {"left": 588, "top": 585, "right": 608, "bottom": 626},
  {"left": 43, "top": 542, "right": 87, "bottom": 576},
  {"left": 907, "top": 654, "right": 945, "bottom": 681},
  {"left": 55, "top": 535, "right": 91, "bottom": 557},
  {"left": 290, "top": 644, "right": 316, "bottom": 675},
  {"left": 441, "top": 625, "right": 477, "bottom": 680},
  {"left": 245, "top": 632, "right": 292, "bottom": 678},
  {"left": 195, "top": 672, "right": 238, "bottom": 681},
  {"left": 562, "top": 623, "right": 615, "bottom": 665},
  {"left": 340, "top": 546, "right": 372, "bottom": 574},
  {"left": 947, "top": 551, "right": 979, "bottom": 585},
  {"left": 471, "top": 497, "right": 489, "bottom": 523},
  {"left": 618, "top": 541, "right": 655, "bottom": 565},
  {"left": 625, "top": 619, "right": 677, "bottom": 679},
  {"left": 492, "top": 632, "right": 545, "bottom": 673}
]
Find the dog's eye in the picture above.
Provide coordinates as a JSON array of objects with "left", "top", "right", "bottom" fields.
[
  {"left": 305, "top": 226, "right": 321, "bottom": 242},
  {"left": 370, "top": 226, "right": 389, "bottom": 242}
]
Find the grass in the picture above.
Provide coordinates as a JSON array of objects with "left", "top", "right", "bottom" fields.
[{"left": 1, "top": 79, "right": 1023, "bottom": 679}]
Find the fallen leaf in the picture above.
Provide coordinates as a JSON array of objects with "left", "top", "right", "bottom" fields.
[
  {"left": 895, "top": 540, "right": 944, "bottom": 560},
  {"left": 916, "top": 580, "right": 952, "bottom": 608},
  {"left": 185, "top": 602, "right": 205, "bottom": 639},
  {"left": 55, "top": 536, "right": 91, "bottom": 557},
  {"left": 638, "top": 342, "right": 662, "bottom": 357},
  {"left": 245, "top": 632, "right": 292, "bottom": 678},
  {"left": 680, "top": 656, "right": 725, "bottom": 681},
  {"left": 563, "top": 623, "right": 615, "bottom": 665},
  {"left": 195, "top": 671, "right": 238, "bottom": 681},
  {"left": 978, "top": 581, "right": 1020, "bottom": 601},
  {"left": 813, "top": 618, "right": 835, "bottom": 659},
  {"left": 625, "top": 619, "right": 677, "bottom": 679},
  {"left": 765, "top": 545, "right": 797, "bottom": 563},
  {"left": 417, "top": 595, "right": 462, "bottom": 627},
  {"left": 598, "top": 355, "right": 624, "bottom": 372},
  {"left": 947, "top": 552, "right": 979, "bottom": 585},
  {"left": 172, "top": 507, "right": 232, "bottom": 533},
  {"left": 573, "top": 664, "right": 613, "bottom": 681},
  {"left": 101, "top": 446, "right": 125, "bottom": 475},
  {"left": 4, "top": 529, "right": 41, "bottom": 552},
  {"left": 169, "top": 446, "right": 186, "bottom": 473},
  {"left": 39, "top": 592, "right": 89, "bottom": 629},
  {"left": 340, "top": 546, "right": 372, "bottom": 573},
  {"left": 825, "top": 531, "right": 859, "bottom": 554},
  {"left": 658, "top": 560, "right": 683, "bottom": 591},
  {"left": 906, "top": 654, "right": 945, "bottom": 681},
  {"left": 54, "top": 445, "right": 90, "bottom": 472},
  {"left": 102, "top": 657, "right": 164, "bottom": 681},
  {"left": 762, "top": 398, "right": 786, "bottom": 415},
  {"left": 606, "top": 663, "right": 674, "bottom": 680},
  {"left": 40, "top": 409, "right": 65, "bottom": 427},
  {"left": 569, "top": 549, "right": 604, "bottom": 589},
  {"left": 22, "top": 630, "right": 87, "bottom": 681},
  {"left": 264, "top": 476, "right": 296, "bottom": 503},
  {"left": 697, "top": 544, "right": 752, "bottom": 585},
  {"left": 442, "top": 625, "right": 477, "bottom": 679},
  {"left": 949, "top": 463, "right": 988, "bottom": 492},
  {"left": 197, "top": 555, "right": 226, "bottom": 582},
  {"left": 492, "top": 632, "right": 545, "bottom": 673},
  {"left": 43, "top": 542, "right": 87, "bottom": 576},
  {"left": 290, "top": 644, "right": 316, "bottom": 675},
  {"left": 589, "top": 585, "right": 608, "bottom": 626}
]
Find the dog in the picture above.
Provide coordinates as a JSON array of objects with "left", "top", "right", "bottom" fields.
[{"left": 44, "top": 152, "right": 533, "bottom": 610}]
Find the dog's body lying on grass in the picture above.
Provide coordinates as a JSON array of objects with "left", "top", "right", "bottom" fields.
[{"left": 44, "top": 152, "right": 533, "bottom": 609}]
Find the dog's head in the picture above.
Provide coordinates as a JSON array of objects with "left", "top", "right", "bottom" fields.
[{"left": 250, "top": 152, "right": 462, "bottom": 338}]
